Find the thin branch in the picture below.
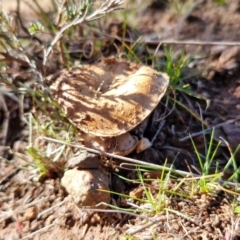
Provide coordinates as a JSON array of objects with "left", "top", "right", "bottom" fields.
[
  {"left": 143, "top": 39, "right": 240, "bottom": 46},
  {"left": 43, "top": 0, "right": 123, "bottom": 65},
  {"left": 41, "top": 136, "right": 192, "bottom": 177},
  {"left": 179, "top": 119, "right": 236, "bottom": 142},
  {"left": 80, "top": 24, "right": 240, "bottom": 47}
]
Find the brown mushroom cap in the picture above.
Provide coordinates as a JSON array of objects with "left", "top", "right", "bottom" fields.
[{"left": 50, "top": 57, "right": 169, "bottom": 137}]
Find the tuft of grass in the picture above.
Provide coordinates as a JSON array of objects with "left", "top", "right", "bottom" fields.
[
  {"left": 191, "top": 128, "right": 221, "bottom": 175},
  {"left": 222, "top": 140, "right": 240, "bottom": 185},
  {"left": 163, "top": 46, "right": 205, "bottom": 98},
  {"left": 164, "top": 46, "right": 190, "bottom": 86},
  {"left": 108, "top": 161, "right": 188, "bottom": 215},
  {"left": 189, "top": 127, "right": 223, "bottom": 194},
  {"left": 162, "top": 46, "right": 211, "bottom": 133}
]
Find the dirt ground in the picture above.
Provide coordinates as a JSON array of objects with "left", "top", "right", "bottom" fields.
[{"left": 1, "top": 0, "right": 240, "bottom": 239}]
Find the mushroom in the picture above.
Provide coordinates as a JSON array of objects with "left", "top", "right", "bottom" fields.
[{"left": 50, "top": 57, "right": 169, "bottom": 156}]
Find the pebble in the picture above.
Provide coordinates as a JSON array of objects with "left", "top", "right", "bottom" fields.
[
  {"left": 129, "top": 187, "right": 144, "bottom": 199},
  {"left": 45, "top": 215, "right": 55, "bottom": 226},
  {"left": 61, "top": 168, "right": 110, "bottom": 209},
  {"left": 30, "top": 219, "right": 39, "bottom": 232},
  {"left": 67, "top": 151, "right": 100, "bottom": 169},
  {"left": 22, "top": 206, "right": 38, "bottom": 221}
]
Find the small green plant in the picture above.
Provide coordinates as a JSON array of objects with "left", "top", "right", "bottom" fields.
[
  {"left": 213, "top": 0, "right": 226, "bottom": 6},
  {"left": 163, "top": 46, "right": 205, "bottom": 97},
  {"left": 222, "top": 140, "right": 240, "bottom": 185},
  {"left": 164, "top": 46, "right": 190, "bottom": 86},
  {"left": 190, "top": 128, "right": 222, "bottom": 193},
  {"left": 234, "top": 205, "right": 240, "bottom": 214},
  {"left": 136, "top": 169, "right": 168, "bottom": 213},
  {"left": 161, "top": 46, "right": 209, "bottom": 134},
  {"left": 28, "top": 22, "right": 45, "bottom": 35},
  {"left": 108, "top": 162, "right": 188, "bottom": 215},
  {"left": 121, "top": 236, "right": 139, "bottom": 240}
]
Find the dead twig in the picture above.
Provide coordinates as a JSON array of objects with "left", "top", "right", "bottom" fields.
[
  {"left": 81, "top": 24, "right": 240, "bottom": 47},
  {"left": 41, "top": 136, "right": 194, "bottom": 178},
  {"left": 144, "top": 39, "right": 240, "bottom": 47},
  {"left": 20, "top": 221, "right": 58, "bottom": 240},
  {"left": 179, "top": 119, "right": 236, "bottom": 142},
  {"left": 0, "top": 93, "right": 9, "bottom": 146},
  {"left": 43, "top": 0, "right": 123, "bottom": 65}
]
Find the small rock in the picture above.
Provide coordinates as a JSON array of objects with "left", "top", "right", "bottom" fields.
[
  {"left": 30, "top": 219, "right": 39, "bottom": 232},
  {"left": 61, "top": 168, "right": 110, "bottom": 209},
  {"left": 67, "top": 151, "right": 100, "bottom": 169},
  {"left": 234, "top": 86, "right": 240, "bottom": 98},
  {"left": 45, "top": 215, "right": 55, "bottom": 226},
  {"left": 136, "top": 137, "right": 152, "bottom": 153},
  {"left": 22, "top": 206, "right": 38, "bottom": 221},
  {"left": 129, "top": 187, "right": 144, "bottom": 199}
]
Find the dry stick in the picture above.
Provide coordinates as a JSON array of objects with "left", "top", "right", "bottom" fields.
[
  {"left": 75, "top": 201, "right": 161, "bottom": 234},
  {"left": 36, "top": 198, "right": 68, "bottom": 220},
  {"left": 81, "top": 206, "right": 164, "bottom": 230},
  {"left": 55, "top": 0, "right": 68, "bottom": 25},
  {"left": 18, "top": 198, "right": 50, "bottom": 214},
  {"left": 178, "top": 119, "right": 236, "bottom": 142},
  {"left": 0, "top": 51, "right": 31, "bottom": 68},
  {"left": 160, "top": 146, "right": 196, "bottom": 166},
  {"left": 182, "top": 221, "right": 214, "bottom": 238},
  {"left": 43, "top": 0, "right": 123, "bottom": 65},
  {"left": 81, "top": 24, "right": 240, "bottom": 47},
  {"left": 43, "top": 5, "right": 89, "bottom": 65},
  {"left": 78, "top": 205, "right": 168, "bottom": 237},
  {"left": 151, "top": 119, "right": 165, "bottom": 145},
  {"left": 126, "top": 217, "right": 166, "bottom": 235},
  {"left": 20, "top": 221, "right": 58, "bottom": 240},
  {"left": 0, "top": 93, "right": 9, "bottom": 146},
  {"left": 152, "top": 40, "right": 162, "bottom": 69},
  {"left": 41, "top": 136, "right": 239, "bottom": 187},
  {"left": 41, "top": 136, "right": 192, "bottom": 177},
  {"left": 0, "top": 168, "right": 19, "bottom": 185},
  {"left": 145, "top": 39, "right": 240, "bottom": 46}
]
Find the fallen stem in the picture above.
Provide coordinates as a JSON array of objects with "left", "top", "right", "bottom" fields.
[{"left": 41, "top": 136, "right": 238, "bottom": 187}]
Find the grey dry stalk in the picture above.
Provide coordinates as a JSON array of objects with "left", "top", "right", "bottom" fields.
[{"left": 43, "top": 0, "right": 123, "bottom": 65}]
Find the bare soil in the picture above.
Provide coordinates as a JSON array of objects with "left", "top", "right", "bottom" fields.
[{"left": 1, "top": 0, "right": 240, "bottom": 239}]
